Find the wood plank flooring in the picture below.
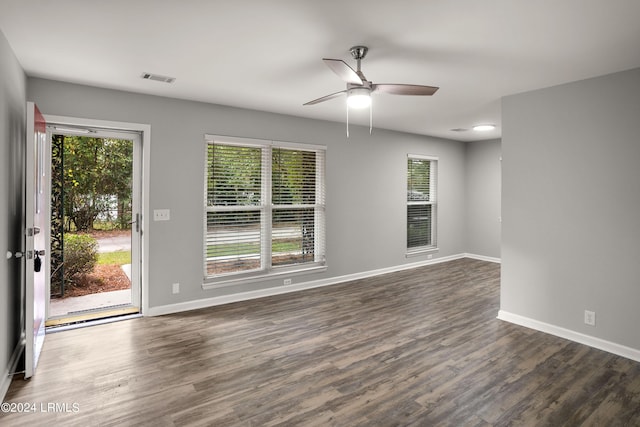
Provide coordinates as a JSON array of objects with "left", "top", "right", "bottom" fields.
[{"left": 3, "top": 258, "right": 640, "bottom": 426}]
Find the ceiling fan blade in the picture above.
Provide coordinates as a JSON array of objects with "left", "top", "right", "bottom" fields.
[
  {"left": 372, "top": 84, "right": 439, "bottom": 96},
  {"left": 323, "top": 59, "right": 363, "bottom": 85},
  {"left": 303, "top": 90, "right": 347, "bottom": 106}
]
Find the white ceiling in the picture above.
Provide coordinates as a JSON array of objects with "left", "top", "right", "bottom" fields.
[{"left": 1, "top": 0, "right": 639, "bottom": 141}]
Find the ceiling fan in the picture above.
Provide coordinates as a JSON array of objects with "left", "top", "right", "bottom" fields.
[
  {"left": 304, "top": 46, "right": 438, "bottom": 106},
  {"left": 304, "top": 46, "right": 439, "bottom": 135}
]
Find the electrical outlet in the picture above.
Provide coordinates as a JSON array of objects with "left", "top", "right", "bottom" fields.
[
  {"left": 172, "top": 283, "right": 180, "bottom": 294},
  {"left": 283, "top": 278, "right": 292, "bottom": 285},
  {"left": 584, "top": 310, "right": 596, "bottom": 326},
  {"left": 427, "top": 254, "right": 433, "bottom": 260}
]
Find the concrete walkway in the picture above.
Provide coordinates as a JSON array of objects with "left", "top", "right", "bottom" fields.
[
  {"left": 49, "top": 263, "right": 133, "bottom": 317},
  {"left": 49, "top": 233, "right": 133, "bottom": 319}
]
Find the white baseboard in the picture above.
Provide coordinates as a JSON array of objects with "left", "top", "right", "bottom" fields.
[
  {"left": 1, "top": 341, "right": 24, "bottom": 402},
  {"left": 497, "top": 310, "right": 640, "bottom": 363},
  {"left": 147, "top": 253, "right": 467, "bottom": 317},
  {"left": 465, "top": 253, "right": 501, "bottom": 263}
]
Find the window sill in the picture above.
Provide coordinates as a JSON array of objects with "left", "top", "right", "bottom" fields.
[
  {"left": 405, "top": 247, "right": 439, "bottom": 258},
  {"left": 203, "top": 264, "right": 327, "bottom": 290}
]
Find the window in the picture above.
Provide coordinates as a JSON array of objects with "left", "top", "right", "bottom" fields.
[
  {"left": 205, "top": 136, "right": 325, "bottom": 282},
  {"left": 407, "top": 155, "right": 437, "bottom": 253}
]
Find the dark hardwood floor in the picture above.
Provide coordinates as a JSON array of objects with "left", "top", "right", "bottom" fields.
[{"left": 3, "top": 258, "right": 640, "bottom": 426}]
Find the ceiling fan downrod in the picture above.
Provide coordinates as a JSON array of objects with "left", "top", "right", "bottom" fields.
[{"left": 350, "top": 45, "right": 368, "bottom": 75}]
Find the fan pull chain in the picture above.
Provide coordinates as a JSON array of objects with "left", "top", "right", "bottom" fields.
[
  {"left": 346, "top": 102, "right": 350, "bottom": 138},
  {"left": 370, "top": 100, "right": 373, "bottom": 134}
]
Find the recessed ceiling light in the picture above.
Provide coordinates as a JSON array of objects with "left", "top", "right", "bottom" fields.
[{"left": 472, "top": 124, "right": 496, "bottom": 131}]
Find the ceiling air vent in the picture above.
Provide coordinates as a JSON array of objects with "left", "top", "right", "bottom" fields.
[
  {"left": 450, "top": 128, "right": 469, "bottom": 132},
  {"left": 141, "top": 72, "right": 176, "bottom": 83}
]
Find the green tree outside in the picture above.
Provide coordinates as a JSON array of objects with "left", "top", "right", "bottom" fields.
[{"left": 62, "top": 136, "right": 133, "bottom": 231}]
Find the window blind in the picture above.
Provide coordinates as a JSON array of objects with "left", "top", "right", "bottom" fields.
[
  {"left": 272, "top": 147, "right": 325, "bottom": 267},
  {"left": 407, "top": 155, "right": 437, "bottom": 251},
  {"left": 205, "top": 137, "right": 325, "bottom": 280},
  {"left": 205, "top": 143, "right": 266, "bottom": 276}
]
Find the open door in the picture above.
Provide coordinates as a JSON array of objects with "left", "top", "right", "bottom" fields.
[
  {"left": 24, "top": 102, "right": 48, "bottom": 378},
  {"left": 46, "top": 127, "right": 141, "bottom": 324}
]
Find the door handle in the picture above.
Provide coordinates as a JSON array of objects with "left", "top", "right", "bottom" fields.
[{"left": 129, "top": 213, "right": 140, "bottom": 233}]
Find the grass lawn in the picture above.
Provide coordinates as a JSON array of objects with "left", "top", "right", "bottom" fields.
[{"left": 98, "top": 250, "right": 131, "bottom": 265}]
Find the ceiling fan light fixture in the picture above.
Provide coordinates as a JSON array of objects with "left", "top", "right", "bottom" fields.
[{"left": 347, "top": 87, "right": 371, "bottom": 109}]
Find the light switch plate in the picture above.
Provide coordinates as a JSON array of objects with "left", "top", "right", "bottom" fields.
[{"left": 154, "top": 209, "right": 170, "bottom": 221}]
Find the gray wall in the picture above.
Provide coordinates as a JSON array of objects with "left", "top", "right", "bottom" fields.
[
  {"left": 465, "top": 139, "right": 501, "bottom": 258},
  {"left": 0, "top": 30, "right": 26, "bottom": 392},
  {"left": 27, "top": 78, "right": 469, "bottom": 309},
  {"left": 501, "top": 68, "right": 640, "bottom": 350}
]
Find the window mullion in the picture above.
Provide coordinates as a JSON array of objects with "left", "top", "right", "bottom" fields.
[{"left": 262, "top": 145, "right": 272, "bottom": 271}]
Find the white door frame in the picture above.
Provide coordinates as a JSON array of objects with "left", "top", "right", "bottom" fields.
[{"left": 44, "top": 115, "right": 151, "bottom": 315}]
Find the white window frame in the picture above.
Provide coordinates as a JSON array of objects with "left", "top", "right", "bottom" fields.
[
  {"left": 203, "top": 135, "right": 326, "bottom": 288},
  {"left": 406, "top": 154, "right": 438, "bottom": 256}
]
